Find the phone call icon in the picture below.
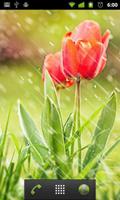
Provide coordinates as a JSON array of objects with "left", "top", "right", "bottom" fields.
[{"left": 31, "top": 184, "right": 42, "bottom": 196}]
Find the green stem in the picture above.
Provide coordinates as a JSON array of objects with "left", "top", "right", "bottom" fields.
[
  {"left": 71, "top": 86, "right": 77, "bottom": 157},
  {"left": 28, "top": 146, "right": 31, "bottom": 172},
  {"left": 71, "top": 77, "right": 81, "bottom": 176},
  {"left": 56, "top": 88, "right": 60, "bottom": 107},
  {"left": 76, "top": 77, "right": 81, "bottom": 173}
]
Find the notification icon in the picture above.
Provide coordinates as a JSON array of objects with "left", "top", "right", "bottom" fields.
[
  {"left": 4, "top": 2, "right": 10, "bottom": 8},
  {"left": 23, "top": 2, "right": 29, "bottom": 8},
  {"left": 14, "top": 1, "right": 19, "bottom": 8}
]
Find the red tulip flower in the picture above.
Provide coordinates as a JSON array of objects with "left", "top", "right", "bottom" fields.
[
  {"left": 62, "top": 20, "right": 110, "bottom": 80},
  {"left": 42, "top": 52, "right": 74, "bottom": 88}
]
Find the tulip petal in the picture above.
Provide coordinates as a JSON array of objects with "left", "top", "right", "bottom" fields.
[
  {"left": 79, "top": 42, "right": 105, "bottom": 79},
  {"left": 42, "top": 52, "right": 65, "bottom": 83},
  {"left": 76, "top": 40, "right": 92, "bottom": 66},
  {"left": 102, "top": 29, "right": 111, "bottom": 50},
  {"left": 96, "top": 55, "right": 107, "bottom": 76},
  {"left": 43, "top": 52, "right": 74, "bottom": 87},
  {"left": 62, "top": 38, "right": 79, "bottom": 77},
  {"left": 71, "top": 20, "right": 102, "bottom": 43}
]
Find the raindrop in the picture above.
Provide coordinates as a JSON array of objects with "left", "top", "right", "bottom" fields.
[
  {"left": 65, "top": 26, "right": 70, "bottom": 32},
  {"left": 94, "top": 94, "right": 99, "bottom": 99},
  {"left": 92, "top": 11, "right": 98, "bottom": 16},
  {"left": 19, "top": 79, "right": 24, "bottom": 85},
  {"left": 17, "top": 22, "right": 22, "bottom": 28},
  {"left": 49, "top": 41, "right": 55, "bottom": 47},
  {"left": 19, "top": 178, "right": 24, "bottom": 187},
  {"left": 28, "top": 78, "right": 33, "bottom": 84},
  {"left": 110, "top": 21, "right": 115, "bottom": 26},
  {"left": 108, "top": 16, "right": 114, "bottom": 22},
  {"left": 0, "top": 84, "right": 7, "bottom": 93},
  {"left": 25, "top": 17, "right": 33, "bottom": 25},
  {"left": 107, "top": 75, "right": 113, "bottom": 82},
  {"left": 19, "top": 75, "right": 25, "bottom": 81},
  {"left": 28, "top": 72, "right": 33, "bottom": 78},
  {"left": 115, "top": 87, "right": 120, "bottom": 93},
  {"left": 38, "top": 48, "right": 46, "bottom": 55},
  {"left": 110, "top": 33, "right": 114, "bottom": 39},
  {"left": 6, "top": 159, "right": 10, "bottom": 167},
  {"left": 46, "top": 10, "right": 53, "bottom": 15},
  {"left": 69, "top": 12, "right": 77, "bottom": 19}
]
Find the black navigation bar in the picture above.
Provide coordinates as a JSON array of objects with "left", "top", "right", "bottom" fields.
[
  {"left": 0, "top": 0, "right": 120, "bottom": 10},
  {"left": 24, "top": 179, "right": 96, "bottom": 200}
]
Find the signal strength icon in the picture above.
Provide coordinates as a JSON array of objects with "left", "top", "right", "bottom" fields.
[
  {"left": 78, "top": 1, "right": 85, "bottom": 8},
  {"left": 69, "top": 1, "right": 76, "bottom": 8}
]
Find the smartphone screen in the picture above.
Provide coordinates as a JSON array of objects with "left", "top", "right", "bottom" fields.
[{"left": 0, "top": 1, "right": 120, "bottom": 200}]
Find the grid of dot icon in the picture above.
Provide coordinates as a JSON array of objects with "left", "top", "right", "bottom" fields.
[{"left": 55, "top": 185, "right": 65, "bottom": 195}]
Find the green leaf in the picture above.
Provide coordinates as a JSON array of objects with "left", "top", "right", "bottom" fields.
[
  {"left": 83, "top": 92, "right": 116, "bottom": 167},
  {"left": 65, "top": 130, "right": 79, "bottom": 149},
  {"left": 0, "top": 110, "right": 11, "bottom": 161},
  {"left": 82, "top": 138, "right": 120, "bottom": 178},
  {"left": 12, "top": 146, "right": 29, "bottom": 185},
  {"left": 42, "top": 71, "right": 64, "bottom": 150},
  {"left": 10, "top": 133, "right": 20, "bottom": 152},
  {"left": 2, "top": 162, "right": 14, "bottom": 200},
  {"left": 44, "top": 71, "right": 58, "bottom": 106},
  {"left": 64, "top": 113, "right": 74, "bottom": 142},
  {"left": 77, "top": 153, "right": 102, "bottom": 179},
  {"left": 80, "top": 105, "right": 103, "bottom": 133},
  {"left": 103, "top": 138, "right": 120, "bottom": 159},
  {"left": 18, "top": 103, "right": 48, "bottom": 164},
  {"left": 64, "top": 113, "right": 74, "bottom": 157},
  {"left": 70, "top": 145, "right": 89, "bottom": 161},
  {"left": 41, "top": 98, "right": 53, "bottom": 148},
  {"left": 43, "top": 97, "right": 68, "bottom": 178}
]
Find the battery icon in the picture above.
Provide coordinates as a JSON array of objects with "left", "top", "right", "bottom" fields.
[{"left": 88, "top": 2, "right": 94, "bottom": 8}]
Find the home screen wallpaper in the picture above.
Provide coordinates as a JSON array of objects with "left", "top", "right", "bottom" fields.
[{"left": 0, "top": 10, "right": 120, "bottom": 200}]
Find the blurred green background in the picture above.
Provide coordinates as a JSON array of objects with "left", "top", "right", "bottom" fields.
[{"left": 0, "top": 10, "right": 120, "bottom": 199}]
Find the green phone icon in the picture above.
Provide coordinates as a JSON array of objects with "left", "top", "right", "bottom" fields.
[{"left": 31, "top": 184, "right": 42, "bottom": 196}]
